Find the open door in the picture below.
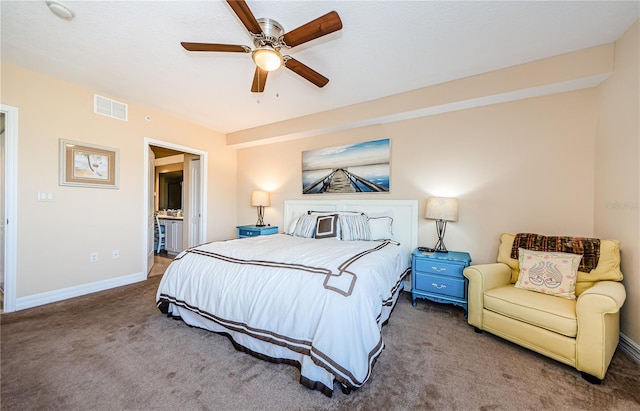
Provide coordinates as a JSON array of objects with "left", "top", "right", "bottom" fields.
[
  {"left": 1, "top": 104, "right": 17, "bottom": 312},
  {"left": 1, "top": 113, "right": 5, "bottom": 306},
  {"left": 189, "top": 158, "right": 201, "bottom": 247},
  {"left": 147, "top": 146, "right": 155, "bottom": 274},
  {"left": 143, "top": 138, "right": 207, "bottom": 276}
]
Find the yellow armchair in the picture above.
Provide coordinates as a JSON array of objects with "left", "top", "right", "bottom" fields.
[{"left": 464, "top": 233, "right": 626, "bottom": 382}]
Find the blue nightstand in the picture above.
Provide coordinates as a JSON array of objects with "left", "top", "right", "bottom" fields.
[
  {"left": 236, "top": 225, "right": 279, "bottom": 239},
  {"left": 411, "top": 249, "right": 471, "bottom": 315}
]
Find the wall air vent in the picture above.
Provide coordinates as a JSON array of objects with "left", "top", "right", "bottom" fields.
[{"left": 94, "top": 94, "right": 128, "bottom": 121}]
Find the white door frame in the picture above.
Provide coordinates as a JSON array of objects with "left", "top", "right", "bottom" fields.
[
  {"left": 2, "top": 104, "right": 18, "bottom": 313},
  {"left": 142, "top": 138, "right": 207, "bottom": 274}
]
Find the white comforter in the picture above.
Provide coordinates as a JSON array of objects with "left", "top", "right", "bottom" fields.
[{"left": 156, "top": 234, "right": 409, "bottom": 395}]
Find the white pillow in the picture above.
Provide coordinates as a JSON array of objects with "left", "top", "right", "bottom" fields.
[
  {"left": 292, "top": 214, "right": 317, "bottom": 238},
  {"left": 339, "top": 214, "right": 371, "bottom": 241},
  {"left": 368, "top": 216, "right": 393, "bottom": 240},
  {"left": 287, "top": 216, "right": 300, "bottom": 235}
]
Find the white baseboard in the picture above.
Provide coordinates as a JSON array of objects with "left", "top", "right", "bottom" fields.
[
  {"left": 619, "top": 332, "right": 640, "bottom": 364},
  {"left": 15, "top": 272, "right": 146, "bottom": 311}
]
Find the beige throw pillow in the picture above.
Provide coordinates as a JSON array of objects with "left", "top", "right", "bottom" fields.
[{"left": 515, "top": 248, "right": 582, "bottom": 300}]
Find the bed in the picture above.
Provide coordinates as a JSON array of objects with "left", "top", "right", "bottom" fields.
[{"left": 156, "top": 200, "right": 418, "bottom": 396}]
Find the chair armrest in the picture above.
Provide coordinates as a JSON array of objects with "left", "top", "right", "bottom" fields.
[
  {"left": 577, "top": 281, "right": 626, "bottom": 313},
  {"left": 463, "top": 263, "right": 512, "bottom": 328},
  {"left": 576, "top": 281, "right": 626, "bottom": 379}
]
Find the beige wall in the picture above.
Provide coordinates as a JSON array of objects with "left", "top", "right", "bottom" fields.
[
  {"left": 228, "top": 43, "right": 613, "bottom": 147},
  {"left": 1, "top": 63, "right": 237, "bottom": 298},
  {"left": 236, "top": 22, "right": 639, "bottom": 346},
  {"left": 237, "top": 89, "right": 597, "bottom": 265},
  {"left": 595, "top": 21, "right": 640, "bottom": 344}
]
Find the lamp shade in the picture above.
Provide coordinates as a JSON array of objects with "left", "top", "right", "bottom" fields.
[
  {"left": 251, "top": 190, "right": 271, "bottom": 207},
  {"left": 425, "top": 197, "right": 459, "bottom": 222}
]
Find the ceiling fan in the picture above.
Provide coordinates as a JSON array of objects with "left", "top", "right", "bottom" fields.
[{"left": 181, "top": 0, "right": 343, "bottom": 93}]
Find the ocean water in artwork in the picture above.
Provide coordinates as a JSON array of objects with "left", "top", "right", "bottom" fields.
[{"left": 302, "top": 139, "right": 390, "bottom": 194}]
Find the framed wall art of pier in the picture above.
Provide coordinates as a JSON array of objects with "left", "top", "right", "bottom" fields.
[{"left": 302, "top": 138, "right": 390, "bottom": 195}]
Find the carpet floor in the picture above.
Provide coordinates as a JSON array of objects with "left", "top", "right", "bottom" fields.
[{"left": 1, "top": 275, "right": 639, "bottom": 411}]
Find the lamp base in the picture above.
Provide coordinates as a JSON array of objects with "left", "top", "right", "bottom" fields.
[
  {"left": 255, "top": 205, "right": 266, "bottom": 227},
  {"left": 433, "top": 242, "right": 448, "bottom": 253},
  {"left": 433, "top": 220, "right": 449, "bottom": 253}
]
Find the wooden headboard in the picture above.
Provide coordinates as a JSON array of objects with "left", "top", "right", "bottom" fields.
[{"left": 283, "top": 199, "right": 419, "bottom": 258}]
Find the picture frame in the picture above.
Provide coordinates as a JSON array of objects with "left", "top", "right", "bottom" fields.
[
  {"left": 59, "top": 139, "right": 119, "bottom": 189},
  {"left": 302, "top": 138, "right": 390, "bottom": 195}
]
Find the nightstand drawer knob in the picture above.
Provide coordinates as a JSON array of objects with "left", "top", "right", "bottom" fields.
[
  {"left": 431, "top": 266, "right": 446, "bottom": 272},
  {"left": 431, "top": 283, "right": 447, "bottom": 290}
]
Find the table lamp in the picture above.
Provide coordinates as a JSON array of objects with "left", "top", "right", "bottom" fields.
[
  {"left": 425, "top": 197, "right": 459, "bottom": 253},
  {"left": 251, "top": 190, "right": 270, "bottom": 227}
]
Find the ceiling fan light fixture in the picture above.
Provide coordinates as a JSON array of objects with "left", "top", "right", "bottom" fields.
[{"left": 252, "top": 47, "right": 283, "bottom": 72}]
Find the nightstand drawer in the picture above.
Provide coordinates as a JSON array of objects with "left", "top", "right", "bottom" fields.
[
  {"left": 415, "top": 273, "right": 465, "bottom": 298},
  {"left": 236, "top": 225, "right": 279, "bottom": 238},
  {"left": 414, "top": 259, "right": 464, "bottom": 278},
  {"left": 238, "top": 228, "right": 259, "bottom": 237}
]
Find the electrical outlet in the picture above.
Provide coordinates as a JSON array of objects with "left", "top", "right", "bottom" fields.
[
  {"left": 90, "top": 252, "right": 98, "bottom": 263},
  {"left": 112, "top": 250, "right": 120, "bottom": 259}
]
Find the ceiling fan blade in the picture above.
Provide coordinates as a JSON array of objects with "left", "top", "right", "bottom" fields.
[
  {"left": 251, "top": 67, "right": 268, "bottom": 93},
  {"left": 181, "top": 42, "right": 251, "bottom": 53},
  {"left": 226, "top": 0, "right": 262, "bottom": 35},
  {"left": 282, "top": 11, "right": 342, "bottom": 48},
  {"left": 284, "top": 57, "right": 329, "bottom": 88}
]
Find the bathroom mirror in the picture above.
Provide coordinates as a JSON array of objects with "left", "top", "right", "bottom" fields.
[{"left": 158, "top": 170, "right": 183, "bottom": 210}]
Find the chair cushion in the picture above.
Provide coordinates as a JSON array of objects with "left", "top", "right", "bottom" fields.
[
  {"left": 497, "top": 233, "right": 623, "bottom": 288},
  {"left": 484, "top": 285, "right": 577, "bottom": 338}
]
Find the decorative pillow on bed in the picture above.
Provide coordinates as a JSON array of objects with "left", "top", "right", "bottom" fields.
[
  {"left": 339, "top": 214, "right": 371, "bottom": 241},
  {"left": 515, "top": 248, "right": 581, "bottom": 300},
  {"left": 368, "top": 216, "right": 393, "bottom": 240},
  {"left": 292, "top": 214, "right": 318, "bottom": 238},
  {"left": 314, "top": 214, "right": 339, "bottom": 239}
]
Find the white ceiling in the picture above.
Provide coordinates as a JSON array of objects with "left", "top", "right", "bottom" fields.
[{"left": 2, "top": 1, "right": 638, "bottom": 134}]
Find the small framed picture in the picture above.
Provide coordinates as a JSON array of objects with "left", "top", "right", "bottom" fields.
[{"left": 59, "top": 139, "right": 119, "bottom": 189}]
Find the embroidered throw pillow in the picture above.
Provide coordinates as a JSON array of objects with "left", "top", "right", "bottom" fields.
[
  {"left": 515, "top": 248, "right": 582, "bottom": 300},
  {"left": 314, "top": 214, "right": 339, "bottom": 239}
]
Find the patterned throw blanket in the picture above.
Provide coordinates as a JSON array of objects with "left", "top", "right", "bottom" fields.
[{"left": 511, "top": 233, "right": 601, "bottom": 272}]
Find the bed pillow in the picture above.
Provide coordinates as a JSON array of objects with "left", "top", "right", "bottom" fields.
[
  {"left": 339, "top": 214, "right": 371, "bottom": 241},
  {"left": 515, "top": 248, "right": 581, "bottom": 300},
  {"left": 286, "top": 215, "right": 301, "bottom": 235},
  {"left": 292, "top": 214, "right": 317, "bottom": 238},
  {"left": 314, "top": 214, "right": 339, "bottom": 239},
  {"left": 368, "top": 216, "right": 393, "bottom": 240}
]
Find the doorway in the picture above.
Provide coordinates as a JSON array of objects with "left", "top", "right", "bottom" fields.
[
  {"left": 143, "top": 139, "right": 207, "bottom": 277},
  {"left": 0, "top": 113, "right": 5, "bottom": 312},
  {"left": 1, "top": 104, "right": 18, "bottom": 313}
]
